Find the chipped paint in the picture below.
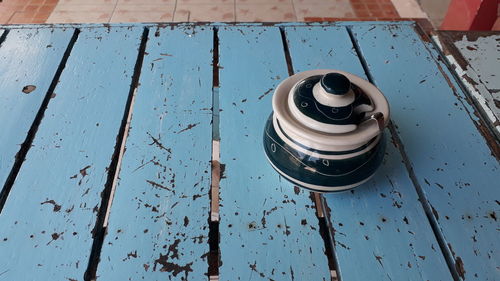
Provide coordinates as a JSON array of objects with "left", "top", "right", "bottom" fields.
[
  {"left": 0, "top": 26, "right": 143, "bottom": 280},
  {"left": 97, "top": 26, "right": 212, "bottom": 281},
  {"left": 434, "top": 32, "right": 500, "bottom": 142}
]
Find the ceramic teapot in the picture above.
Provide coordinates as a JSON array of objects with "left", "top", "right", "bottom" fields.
[{"left": 263, "top": 70, "right": 390, "bottom": 192}]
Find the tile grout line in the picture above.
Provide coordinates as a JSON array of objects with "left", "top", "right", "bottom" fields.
[
  {"left": 108, "top": 0, "right": 119, "bottom": 23},
  {"left": 318, "top": 196, "right": 341, "bottom": 281},
  {"left": 45, "top": 0, "right": 62, "bottom": 23},
  {"left": 290, "top": 0, "right": 298, "bottom": 22},
  {"left": 7, "top": 11, "right": 18, "bottom": 24},
  {"left": 172, "top": 0, "right": 178, "bottom": 22}
]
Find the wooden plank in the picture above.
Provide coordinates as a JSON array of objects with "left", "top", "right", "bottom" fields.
[
  {"left": 351, "top": 24, "right": 500, "bottom": 281},
  {"left": 284, "top": 26, "right": 366, "bottom": 77},
  {"left": 0, "top": 27, "right": 143, "bottom": 280},
  {"left": 97, "top": 26, "right": 213, "bottom": 281},
  {"left": 0, "top": 28, "right": 73, "bottom": 189},
  {"left": 284, "top": 25, "right": 454, "bottom": 281},
  {"left": 217, "top": 26, "right": 331, "bottom": 281},
  {"left": 434, "top": 31, "right": 500, "bottom": 138}
]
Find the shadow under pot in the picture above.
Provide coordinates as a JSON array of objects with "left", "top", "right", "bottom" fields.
[{"left": 263, "top": 70, "right": 390, "bottom": 192}]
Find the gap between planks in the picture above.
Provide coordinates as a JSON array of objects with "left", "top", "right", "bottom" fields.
[
  {"left": 210, "top": 140, "right": 220, "bottom": 222},
  {"left": 102, "top": 86, "right": 138, "bottom": 227},
  {"left": 84, "top": 27, "right": 150, "bottom": 281},
  {"left": 208, "top": 26, "right": 221, "bottom": 280},
  {"left": 345, "top": 24, "right": 461, "bottom": 281},
  {"left": 0, "top": 29, "right": 9, "bottom": 48},
  {"left": 0, "top": 28, "right": 80, "bottom": 213},
  {"left": 279, "top": 26, "right": 338, "bottom": 281}
]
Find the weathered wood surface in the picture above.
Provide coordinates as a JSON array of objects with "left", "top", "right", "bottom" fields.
[
  {"left": 285, "top": 25, "right": 454, "bottom": 281},
  {"left": 97, "top": 26, "right": 213, "bottom": 281},
  {"left": 0, "top": 22, "right": 498, "bottom": 281},
  {"left": 0, "top": 28, "right": 73, "bottom": 191},
  {"left": 217, "top": 26, "right": 332, "bottom": 281},
  {"left": 352, "top": 24, "right": 500, "bottom": 281},
  {"left": 435, "top": 31, "right": 500, "bottom": 139},
  {"left": 0, "top": 27, "right": 142, "bottom": 280}
]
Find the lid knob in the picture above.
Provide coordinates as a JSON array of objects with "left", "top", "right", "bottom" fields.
[
  {"left": 320, "top": 73, "right": 351, "bottom": 95},
  {"left": 313, "top": 72, "right": 355, "bottom": 107}
]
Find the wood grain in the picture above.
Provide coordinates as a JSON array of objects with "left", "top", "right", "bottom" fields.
[
  {"left": 97, "top": 26, "right": 213, "bottom": 281},
  {"left": 217, "top": 26, "right": 331, "bottom": 281},
  {"left": 0, "top": 27, "right": 143, "bottom": 281},
  {"left": 352, "top": 24, "right": 500, "bottom": 281},
  {"left": 0, "top": 28, "right": 73, "bottom": 190},
  {"left": 285, "top": 25, "right": 454, "bottom": 281}
]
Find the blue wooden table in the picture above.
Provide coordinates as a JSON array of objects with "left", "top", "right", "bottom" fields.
[{"left": 0, "top": 22, "right": 498, "bottom": 281}]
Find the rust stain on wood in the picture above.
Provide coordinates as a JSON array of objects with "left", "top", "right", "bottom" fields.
[
  {"left": 79, "top": 165, "right": 91, "bottom": 177},
  {"left": 40, "top": 199, "right": 61, "bottom": 212},
  {"left": 22, "top": 85, "right": 36, "bottom": 94}
]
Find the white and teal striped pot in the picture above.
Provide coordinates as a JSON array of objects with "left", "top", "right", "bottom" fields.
[{"left": 263, "top": 70, "right": 390, "bottom": 192}]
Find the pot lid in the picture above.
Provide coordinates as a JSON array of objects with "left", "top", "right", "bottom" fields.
[
  {"left": 288, "top": 72, "right": 374, "bottom": 134},
  {"left": 273, "top": 69, "right": 390, "bottom": 151}
]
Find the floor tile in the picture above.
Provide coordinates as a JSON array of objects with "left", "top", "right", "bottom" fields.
[
  {"left": 236, "top": 4, "right": 296, "bottom": 21},
  {"left": 46, "top": 11, "right": 113, "bottom": 23},
  {"left": 179, "top": 0, "right": 234, "bottom": 4},
  {"left": 8, "top": 11, "right": 33, "bottom": 24},
  {"left": 237, "top": 0, "right": 291, "bottom": 4},
  {"left": 117, "top": 0, "right": 175, "bottom": 3},
  {"left": 293, "top": 0, "right": 343, "bottom": 4},
  {"left": 24, "top": 4, "right": 41, "bottom": 13},
  {"left": 31, "top": 17, "right": 49, "bottom": 23},
  {"left": 110, "top": 4, "right": 175, "bottom": 22},
  {"left": 0, "top": 11, "right": 15, "bottom": 24},
  {"left": 114, "top": 3, "right": 175, "bottom": 12},
  {"left": 57, "top": 0, "right": 117, "bottom": 4},
  {"left": 295, "top": 2, "right": 354, "bottom": 20},
  {"left": 52, "top": 4, "right": 115, "bottom": 12},
  {"left": 174, "top": 4, "right": 235, "bottom": 22},
  {"left": 110, "top": 11, "right": 174, "bottom": 22},
  {"left": 390, "top": 0, "right": 426, "bottom": 18},
  {"left": 38, "top": 4, "right": 57, "bottom": 15}
]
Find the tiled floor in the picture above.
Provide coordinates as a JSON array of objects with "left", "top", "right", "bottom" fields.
[
  {"left": 0, "top": 0, "right": 58, "bottom": 24},
  {"left": 4, "top": 0, "right": 498, "bottom": 30},
  {"left": 1, "top": 0, "right": 415, "bottom": 24}
]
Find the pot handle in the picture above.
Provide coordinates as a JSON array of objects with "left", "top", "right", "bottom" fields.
[{"left": 368, "top": 112, "right": 385, "bottom": 132}]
